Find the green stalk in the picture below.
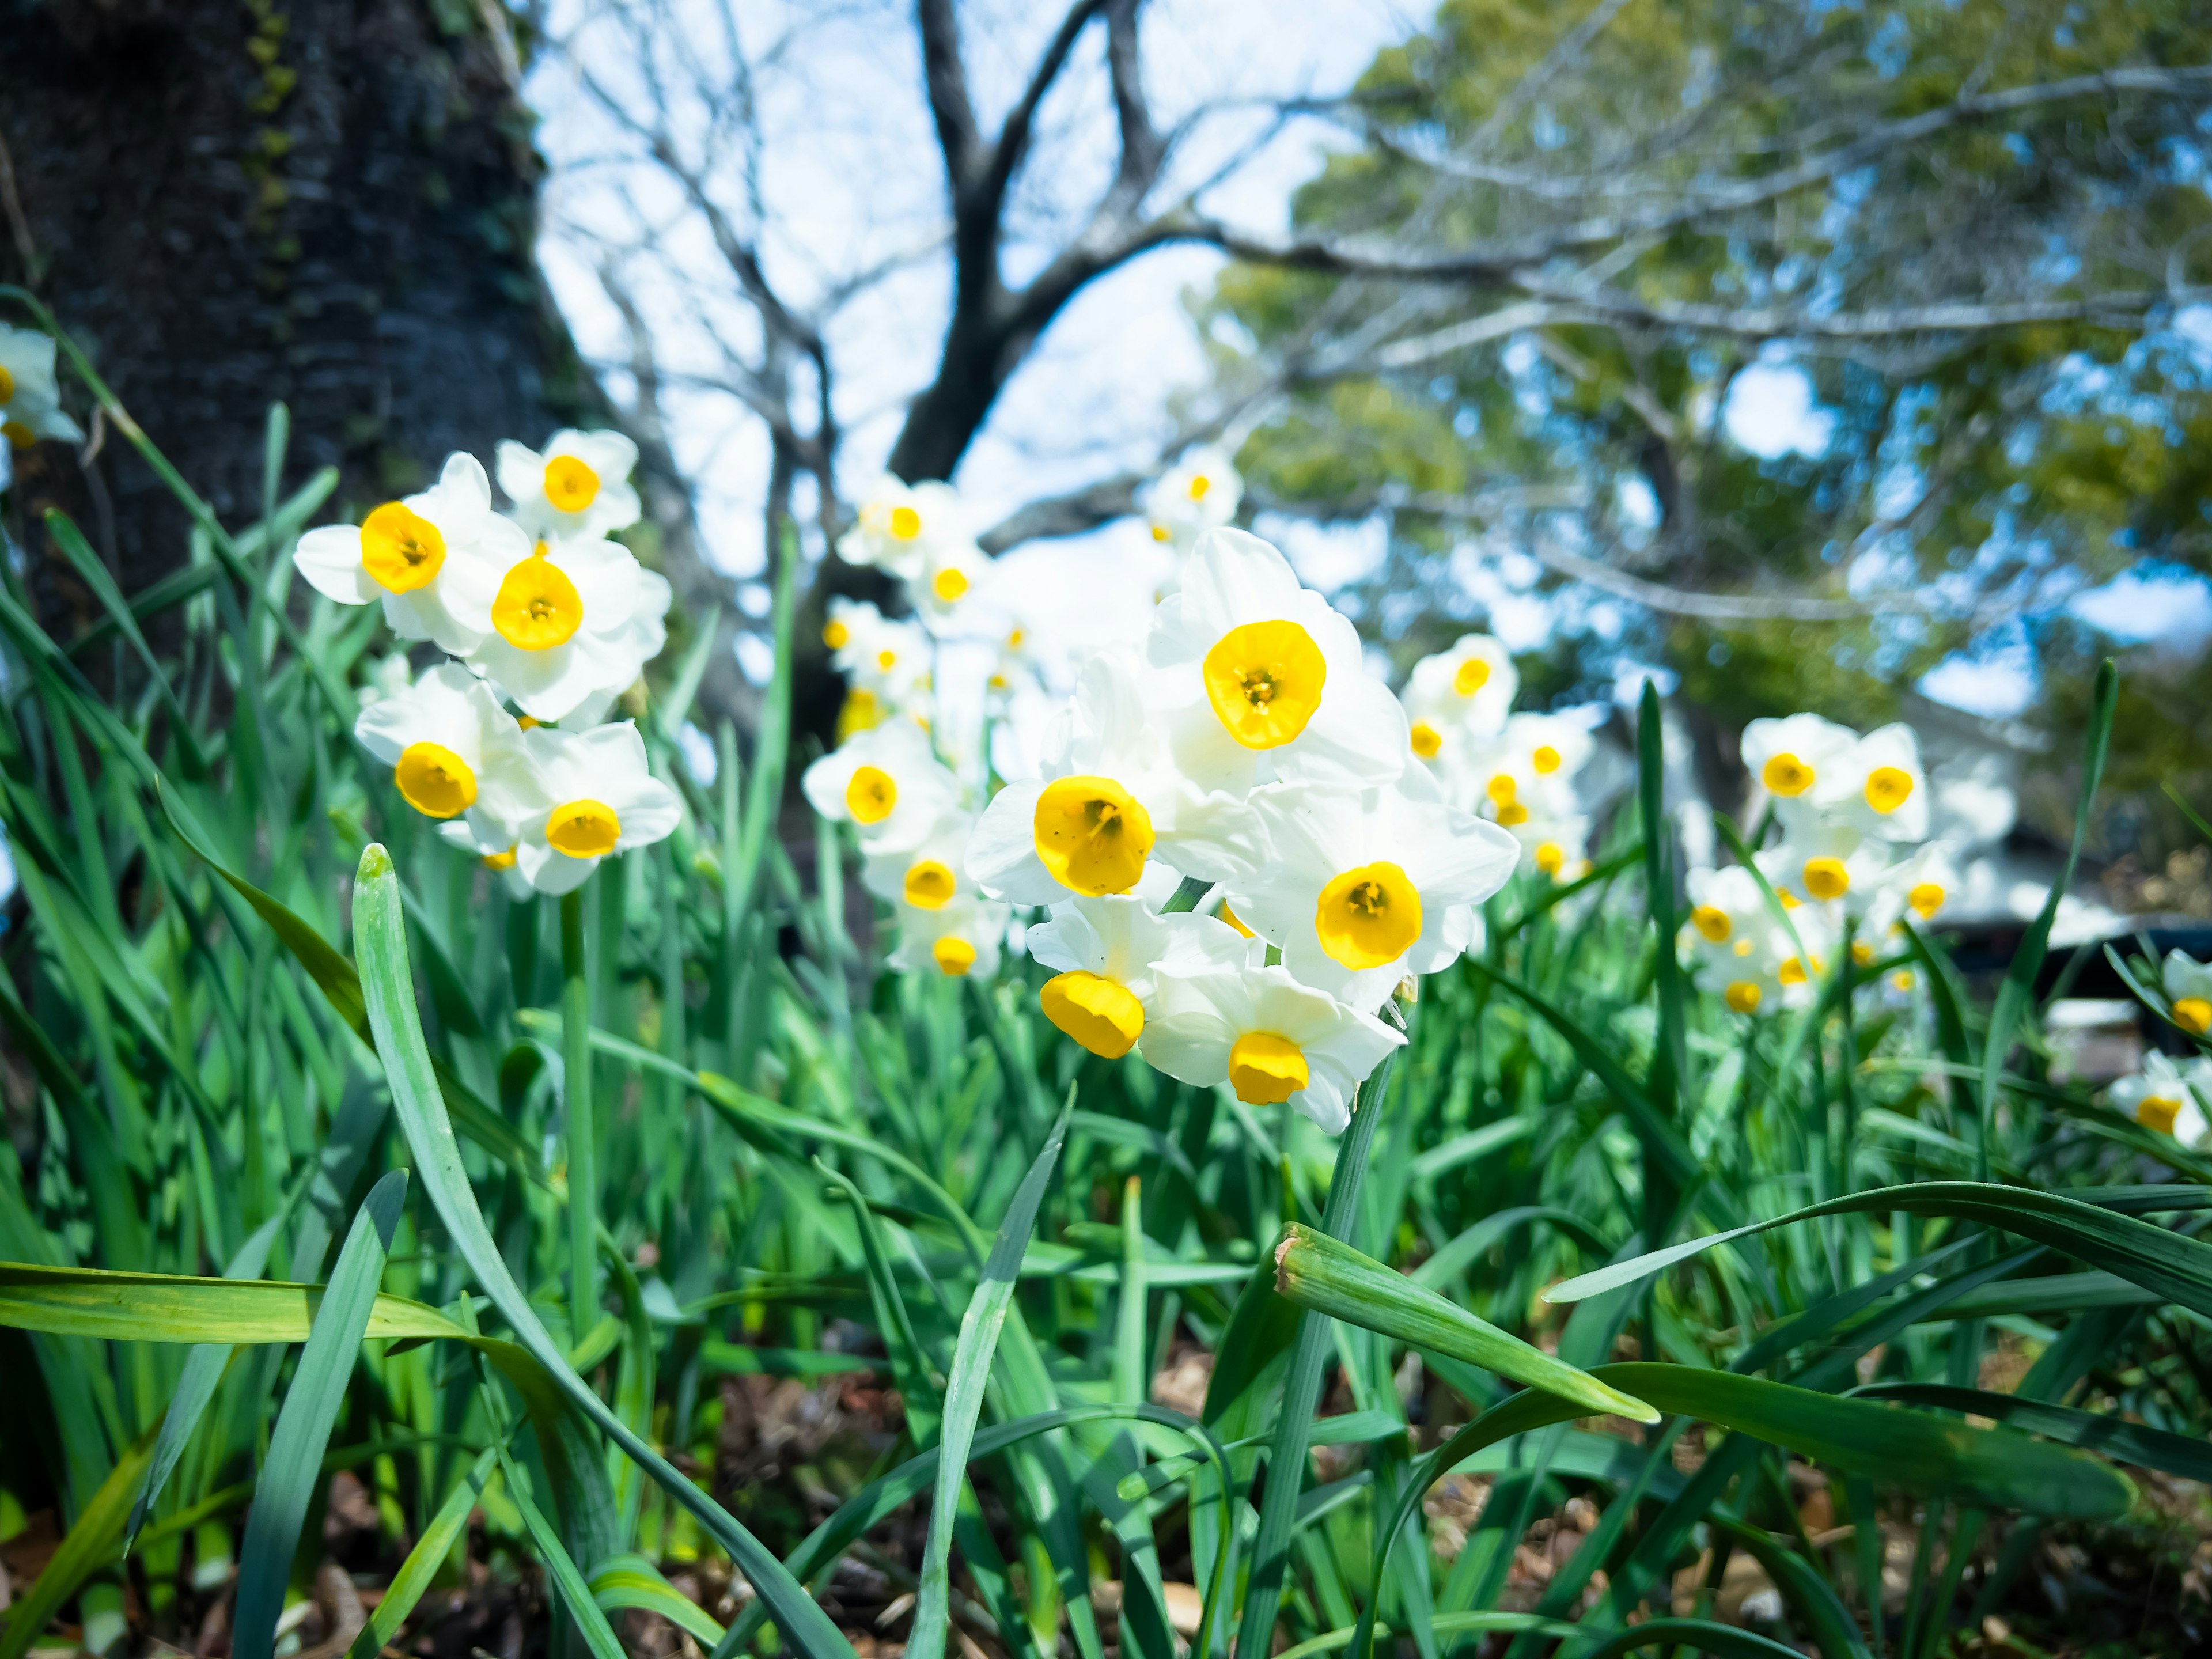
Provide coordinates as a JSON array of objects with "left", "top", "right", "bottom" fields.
[
  {"left": 563, "top": 885, "right": 597, "bottom": 1332},
  {"left": 1233, "top": 1040, "right": 1402, "bottom": 1658}
]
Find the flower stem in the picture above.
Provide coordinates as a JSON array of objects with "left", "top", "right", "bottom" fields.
[{"left": 562, "top": 884, "right": 597, "bottom": 1334}]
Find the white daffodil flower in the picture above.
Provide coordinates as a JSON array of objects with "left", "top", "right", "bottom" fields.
[
  {"left": 1403, "top": 634, "right": 1517, "bottom": 747},
  {"left": 802, "top": 721, "right": 961, "bottom": 853},
  {"left": 2162, "top": 950, "right": 2212, "bottom": 1037},
  {"left": 1802, "top": 722, "right": 1930, "bottom": 841},
  {"left": 496, "top": 430, "right": 641, "bottom": 544},
  {"left": 1740, "top": 712, "right": 1858, "bottom": 812},
  {"left": 891, "top": 892, "right": 1009, "bottom": 980},
  {"left": 0, "top": 323, "right": 85, "bottom": 449},
  {"left": 1143, "top": 445, "right": 1241, "bottom": 551},
  {"left": 2110, "top": 1052, "right": 2210, "bottom": 1144},
  {"left": 969, "top": 649, "right": 1258, "bottom": 904},
  {"left": 1756, "top": 819, "right": 1896, "bottom": 918},
  {"left": 862, "top": 810, "right": 978, "bottom": 913},
  {"left": 838, "top": 477, "right": 964, "bottom": 579},
  {"left": 497, "top": 722, "right": 681, "bottom": 896},
  {"left": 1864, "top": 840, "right": 1960, "bottom": 938},
  {"left": 823, "top": 599, "right": 933, "bottom": 738},
  {"left": 294, "top": 453, "right": 529, "bottom": 654},
  {"left": 911, "top": 539, "right": 988, "bottom": 626},
  {"left": 1143, "top": 964, "right": 1404, "bottom": 1133},
  {"left": 353, "top": 663, "right": 529, "bottom": 843},
  {"left": 1148, "top": 529, "right": 1410, "bottom": 793},
  {"left": 448, "top": 536, "right": 671, "bottom": 723},
  {"left": 1510, "top": 812, "right": 1592, "bottom": 882},
  {"left": 1219, "top": 768, "right": 1521, "bottom": 1010},
  {"left": 1025, "top": 895, "right": 1255, "bottom": 1059}
]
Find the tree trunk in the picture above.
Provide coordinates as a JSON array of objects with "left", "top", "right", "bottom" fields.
[{"left": 0, "top": 0, "right": 594, "bottom": 644}]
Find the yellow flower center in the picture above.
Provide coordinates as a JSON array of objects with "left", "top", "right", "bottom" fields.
[
  {"left": 1852, "top": 941, "right": 1876, "bottom": 965},
  {"left": 483, "top": 846, "right": 518, "bottom": 870},
  {"left": 1486, "top": 774, "right": 1517, "bottom": 807},
  {"left": 1410, "top": 722, "right": 1442, "bottom": 759},
  {"left": 2174, "top": 998, "right": 2212, "bottom": 1036},
  {"left": 1202, "top": 619, "right": 1327, "bottom": 749},
  {"left": 0, "top": 365, "right": 14, "bottom": 403},
  {"left": 1008, "top": 628, "right": 1025, "bottom": 649},
  {"left": 1533, "top": 745, "right": 1561, "bottom": 774},
  {"left": 1865, "top": 766, "right": 1914, "bottom": 815},
  {"left": 889, "top": 505, "right": 923, "bottom": 540},
  {"left": 1691, "top": 906, "right": 1732, "bottom": 943},
  {"left": 824, "top": 619, "right": 850, "bottom": 649},
  {"left": 1188, "top": 474, "right": 1211, "bottom": 501},
  {"left": 547, "top": 798, "right": 621, "bottom": 858},
  {"left": 1228, "top": 1031, "right": 1308, "bottom": 1105},
  {"left": 491, "top": 556, "right": 584, "bottom": 650},
  {"left": 2, "top": 421, "right": 35, "bottom": 450},
  {"left": 1724, "top": 981, "right": 1762, "bottom": 1014},
  {"left": 1151, "top": 524, "right": 1171, "bottom": 542},
  {"left": 877, "top": 649, "right": 897, "bottom": 671},
  {"left": 1495, "top": 802, "right": 1529, "bottom": 827},
  {"left": 1033, "top": 775, "right": 1154, "bottom": 896},
  {"left": 543, "top": 454, "right": 601, "bottom": 513},
  {"left": 932, "top": 566, "right": 969, "bottom": 603},
  {"left": 1536, "top": 842, "right": 1565, "bottom": 876},
  {"left": 1218, "top": 900, "right": 1255, "bottom": 939},
  {"left": 846, "top": 765, "right": 897, "bottom": 825},
  {"left": 393, "top": 742, "right": 476, "bottom": 819},
  {"left": 1908, "top": 882, "right": 1945, "bottom": 920},
  {"left": 359, "top": 502, "right": 447, "bottom": 594},
  {"left": 1039, "top": 971, "right": 1145, "bottom": 1059},
  {"left": 1315, "top": 861, "right": 1422, "bottom": 971},
  {"left": 1778, "top": 889, "right": 1801, "bottom": 910},
  {"left": 1734, "top": 938, "right": 1755, "bottom": 957},
  {"left": 933, "top": 936, "right": 977, "bottom": 976},
  {"left": 1762, "top": 753, "right": 1814, "bottom": 797},
  {"left": 904, "top": 859, "right": 956, "bottom": 910},
  {"left": 837, "top": 688, "right": 883, "bottom": 744},
  {"left": 1891, "top": 969, "right": 1916, "bottom": 993},
  {"left": 2138, "top": 1093, "right": 2183, "bottom": 1135},
  {"left": 1802, "top": 857, "right": 1850, "bottom": 900},
  {"left": 1779, "top": 957, "right": 1808, "bottom": 986},
  {"left": 1453, "top": 657, "right": 1490, "bottom": 696}
]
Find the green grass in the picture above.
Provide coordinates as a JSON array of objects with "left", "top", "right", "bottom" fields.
[{"left": 2, "top": 305, "right": 2211, "bottom": 1659}]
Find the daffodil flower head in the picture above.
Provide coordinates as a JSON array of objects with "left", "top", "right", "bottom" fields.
[
  {"left": 1808, "top": 723, "right": 1929, "bottom": 841},
  {"left": 294, "top": 454, "right": 530, "bottom": 655},
  {"left": 911, "top": 539, "right": 987, "bottom": 626},
  {"left": 1220, "top": 767, "right": 1521, "bottom": 1010},
  {"left": 2110, "top": 1052, "right": 2210, "bottom": 1144},
  {"left": 1403, "top": 634, "right": 1517, "bottom": 739},
  {"left": 496, "top": 430, "right": 641, "bottom": 544},
  {"left": 824, "top": 599, "right": 933, "bottom": 716},
  {"left": 1149, "top": 529, "right": 1410, "bottom": 793},
  {"left": 1143, "top": 964, "right": 1404, "bottom": 1132},
  {"left": 353, "top": 664, "right": 530, "bottom": 836},
  {"left": 1142, "top": 445, "right": 1242, "bottom": 551},
  {"left": 447, "top": 536, "right": 672, "bottom": 722},
  {"left": 1740, "top": 712, "right": 1857, "bottom": 810},
  {"left": 890, "top": 892, "right": 1009, "bottom": 980},
  {"left": 1863, "top": 840, "right": 1960, "bottom": 936},
  {"left": 801, "top": 721, "right": 960, "bottom": 852},
  {"left": 505, "top": 722, "right": 682, "bottom": 895},
  {"left": 0, "top": 323, "right": 85, "bottom": 450},
  {"left": 968, "top": 649, "right": 1258, "bottom": 903},
  {"left": 862, "top": 810, "right": 978, "bottom": 913},
  {"left": 1756, "top": 820, "right": 1896, "bottom": 921},
  {"left": 1680, "top": 863, "right": 1832, "bottom": 1013},
  {"left": 1024, "top": 895, "right": 1255, "bottom": 1058},
  {"left": 2164, "top": 950, "right": 2212, "bottom": 1037},
  {"left": 838, "top": 477, "right": 964, "bottom": 580}
]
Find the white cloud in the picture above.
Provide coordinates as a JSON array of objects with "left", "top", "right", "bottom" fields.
[{"left": 2069, "top": 567, "right": 2212, "bottom": 650}]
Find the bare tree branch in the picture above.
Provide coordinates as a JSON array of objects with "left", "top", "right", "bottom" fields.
[{"left": 915, "top": 0, "right": 983, "bottom": 188}]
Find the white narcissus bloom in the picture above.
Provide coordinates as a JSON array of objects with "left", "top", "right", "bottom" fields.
[
  {"left": 1804, "top": 722, "right": 1930, "bottom": 842},
  {"left": 353, "top": 664, "right": 529, "bottom": 842},
  {"left": 838, "top": 477, "right": 964, "bottom": 579},
  {"left": 2110, "top": 1052, "right": 2210, "bottom": 1145},
  {"left": 1680, "top": 864, "right": 1827, "bottom": 1014},
  {"left": 1218, "top": 769, "right": 1521, "bottom": 1010},
  {"left": 1403, "top": 635, "right": 1517, "bottom": 750},
  {"left": 911, "top": 539, "right": 988, "bottom": 626},
  {"left": 448, "top": 536, "right": 672, "bottom": 722},
  {"left": 1143, "top": 964, "right": 1404, "bottom": 1133},
  {"left": 892, "top": 892, "right": 1009, "bottom": 979},
  {"left": 294, "top": 454, "right": 531, "bottom": 654},
  {"left": 1143, "top": 446, "right": 1241, "bottom": 550},
  {"left": 496, "top": 430, "right": 641, "bottom": 544},
  {"left": 0, "top": 323, "right": 85, "bottom": 449},
  {"left": 1025, "top": 895, "right": 1254, "bottom": 1059},
  {"left": 1756, "top": 820, "right": 1897, "bottom": 917},
  {"left": 2162, "top": 950, "right": 2212, "bottom": 1037},
  {"left": 802, "top": 722, "right": 960, "bottom": 853},
  {"left": 499, "top": 723, "right": 682, "bottom": 896},
  {"left": 1149, "top": 529, "right": 1410, "bottom": 793},
  {"left": 862, "top": 811, "right": 978, "bottom": 914},
  {"left": 1740, "top": 712, "right": 1857, "bottom": 810},
  {"left": 1865, "top": 841, "right": 1961, "bottom": 938},
  {"left": 968, "top": 649, "right": 1259, "bottom": 904}
]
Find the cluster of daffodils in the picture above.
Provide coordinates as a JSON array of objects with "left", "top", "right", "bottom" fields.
[
  {"left": 1679, "top": 714, "right": 1953, "bottom": 1015},
  {"left": 0, "top": 323, "right": 86, "bottom": 456},
  {"left": 805, "top": 525, "right": 1522, "bottom": 1133},
  {"left": 2107, "top": 950, "right": 2212, "bottom": 1145},
  {"left": 296, "top": 434, "right": 680, "bottom": 892}
]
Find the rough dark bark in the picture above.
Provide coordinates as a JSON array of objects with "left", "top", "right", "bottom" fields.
[{"left": 0, "top": 0, "right": 595, "bottom": 644}]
